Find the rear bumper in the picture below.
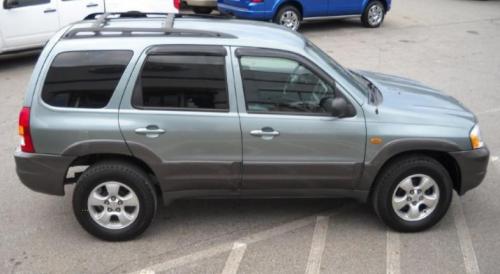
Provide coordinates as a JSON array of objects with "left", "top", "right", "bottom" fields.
[
  {"left": 450, "top": 147, "right": 490, "bottom": 195},
  {"left": 14, "top": 150, "right": 74, "bottom": 196},
  {"left": 218, "top": 3, "right": 274, "bottom": 20}
]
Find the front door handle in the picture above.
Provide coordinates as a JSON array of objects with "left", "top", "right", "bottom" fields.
[
  {"left": 86, "top": 3, "right": 98, "bottom": 8},
  {"left": 250, "top": 127, "right": 280, "bottom": 140},
  {"left": 44, "top": 8, "right": 56, "bottom": 13},
  {"left": 135, "top": 126, "right": 166, "bottom": 138}
]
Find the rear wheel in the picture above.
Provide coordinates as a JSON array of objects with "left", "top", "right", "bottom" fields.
[
  {"left": 361, "top": 1, "right": 385, "bottom": 28},
  {"left": 372, "top": 155, "right": 453, "bottom": 232},
  {"left": 274, "top": 5, "right": 302, "bottom": 31},
  {"left": 193, "top": 7, "right": 213, "bottom": 14},
  {"left": 73, "top": 161, "right": 157, "bottom": 241}
]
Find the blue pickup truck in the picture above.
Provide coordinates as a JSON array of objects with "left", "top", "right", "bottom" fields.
[{"left": 218, "top": 0, "right": 392, "bottom": 30}]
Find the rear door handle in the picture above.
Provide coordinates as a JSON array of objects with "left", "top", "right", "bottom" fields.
[
  {"left": 86, "top": 3, "right": 98, "bottom": 7},
  {"left": 135, "top": 126, "right": 166, "bottom": 138},
  {"left": 44, "top": 8, "right": 56, "bottom": 13}
]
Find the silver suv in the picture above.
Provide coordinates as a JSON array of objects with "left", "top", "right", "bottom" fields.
[{"left": 15, "top": 13, "right": 489, "bottom": 241}]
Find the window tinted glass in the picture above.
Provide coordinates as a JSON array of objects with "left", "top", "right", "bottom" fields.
[
  {"left": 6, "top": 0, "right": 49, "bottom": 8},
  {"left": 134, "top": 55, "right": 228, "bottom": 111},
  {"left": 239, "top": 56, "right": 335, "bottom": 114},
  {"left": 42, "top": 51, "right": 132, "bottom": 108}
]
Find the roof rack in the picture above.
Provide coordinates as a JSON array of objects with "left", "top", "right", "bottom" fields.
[{"left": 65, "top": 12, "right": 236, "bottom": 39}]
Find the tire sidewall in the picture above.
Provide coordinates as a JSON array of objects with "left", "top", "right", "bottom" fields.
[
  {"left": 376, "top": 160, "right": 453, "bottom": 231},
  {"left": 73, "top": 163, "right": 156, "bottom": 241}
]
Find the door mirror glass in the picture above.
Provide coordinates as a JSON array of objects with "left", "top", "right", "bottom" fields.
[
  {"left": 4, "top": 0, "right": 19, "bottom": 9},
  {"left": 320, "top": 97, "right": 352, "bottom": 118}
]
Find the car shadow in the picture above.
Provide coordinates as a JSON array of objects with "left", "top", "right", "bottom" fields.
[
  {"left": 300, "top": 18, "right": 364, "bottom": 34},
  {"left": 0, "top": 50, "right": 40, "bottom": 72}
]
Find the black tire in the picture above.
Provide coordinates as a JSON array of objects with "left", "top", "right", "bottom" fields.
[
  {"left": 274, "top": 5, "right": 302, "bottom": 31},
  {"left": 371, "top": 154, "right": 453, "bottom": 232},
  {"left": 361, "top": 1, "right": 385, "bottom": 28},
  {"left": 193, "top": 7, "right": 213, "bottom": 14},
  {"left": 73, "top": 161, "right": 157, "bottom": 241}
]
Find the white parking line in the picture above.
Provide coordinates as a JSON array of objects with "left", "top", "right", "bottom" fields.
[
  {"left": 131, "top": 207, "right": 352, "bottom": 274},
  {"left": 452, "top": 196, "right": 481, "bottom": 274},
  {"left": 221, "top": 242, "right": 247, "bottom": 274},
  {"left": 386, "top": 230, "right": 400, "bottom": 274},
  {"left": 305, "top": 216, "right": 330, "bottom": 274}
]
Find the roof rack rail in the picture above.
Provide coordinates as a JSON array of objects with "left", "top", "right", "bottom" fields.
[{"left": 66, "top": 12, "right": 237, "bottom": 39}]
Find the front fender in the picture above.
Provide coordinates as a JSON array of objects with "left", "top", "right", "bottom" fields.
[{"left": 356, "top": 138, "right": 463, "bottom": 192}]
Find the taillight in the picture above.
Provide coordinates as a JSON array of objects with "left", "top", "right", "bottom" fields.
[
  {"left": 19, "top": 107, "right": 35, "bottom": 153},
  {"left": 174, "top": 0, "right": 180, "bottom": 10}
]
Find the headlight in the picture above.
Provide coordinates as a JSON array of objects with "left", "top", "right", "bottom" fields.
[{"left": 470, "top": 124, "right": 484, "bottom": 149}]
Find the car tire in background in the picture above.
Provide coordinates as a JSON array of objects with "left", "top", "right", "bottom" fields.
[
  {"left": 274, "top": 5, "right": 302, "bottom": 31},
  {"left": 192, "top": 7, "right": 213, "bottom": 14},
  {"left": 361, "top": 0, "right": 386, "bottom": 28},
  {"left": 371, "top": 154, "right": 453, "bottom": 232},
  {"left": 73, "top": 161, "right": 157, "bottom": 241}
]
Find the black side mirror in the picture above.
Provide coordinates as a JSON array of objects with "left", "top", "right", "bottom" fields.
[
  {"left": 4, "top": 0, "right": 19, "bottom": 9},
  {"left": 321, "top": 97, "right": 352, "bottom": 118}
]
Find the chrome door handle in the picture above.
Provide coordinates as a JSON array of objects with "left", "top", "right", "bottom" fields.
[
  {"left": 44, "top": 8, "right": 56, "bottom": 13},
  {"left": 135, "top": 126, "right": 165, "bottom": 138},
  {"left": 86, "top": 3, "right": 98, "bottom": 7},
  {"left": 250, "top": 130, "right": 280, "bottom": 137}
]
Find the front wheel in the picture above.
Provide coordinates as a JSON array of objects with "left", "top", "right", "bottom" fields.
[
  {"left": 361, "top": 1, "right": 386, "bottom": 28},
  {"left": 372, "top": 155, "right": 453, "bottom": 232},
  {"left": 274, "top": 5, "right": 302, "bottom": 31},
  {"left": 73, "top": 161, "right": 157, "bottom": 241}
]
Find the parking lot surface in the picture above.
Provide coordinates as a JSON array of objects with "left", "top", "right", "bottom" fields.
[{"left": 1, "top": 0, "right": 500, "bottom": 273}]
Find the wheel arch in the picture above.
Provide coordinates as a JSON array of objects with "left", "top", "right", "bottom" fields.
[
  {"left": 363, "top": 0, "right": 389, "bottom": 11},
  {"left": 358, "top": 139, "right": 464, "bottom": 201}
]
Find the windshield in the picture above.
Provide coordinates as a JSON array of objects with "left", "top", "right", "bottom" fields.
[{"left": 305, "top": 40, "right": 369, "bottom": 97}]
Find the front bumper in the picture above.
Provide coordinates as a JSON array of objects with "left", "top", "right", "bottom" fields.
[
  {"left": 450, "top": 147, "right": 490, "bottom": 195},
  {"left": 14, "top": 150, "right": 74, "bottom": 196}
]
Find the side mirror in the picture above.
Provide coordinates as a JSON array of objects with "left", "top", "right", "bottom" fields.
[
  {"left": 4, "top": 0, "right": 19, "bottom": 9},
  {"left": 321, "top": 97, "right": 352, "bottom": 118}
]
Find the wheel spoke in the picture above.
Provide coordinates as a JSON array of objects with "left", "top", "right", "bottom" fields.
[
  {"left": 117, "top": 211, "right": 134, "bottom": 226},
  {"left": 399, "top": 178, "right": 413, "bottom": 192},
  {"left": 419, "top": 176, "right": 434, "bottom": 192},
  {"left": 407, "top": 204, "right": 421, "bottom": 219},
  {"left": 422, "top": 194, "right": 438, "bottom": 208},
  {"left": 95, "top": 211, "right": 112, "bottom": 225},
  {"left": 88, "top": 192, "right": 107, "bottom": 206},
  {"left": 392, "top": 196, "right": 408, "bottom": 211},
  {"left": 121, "top": 193, "right": 139, "bottom": 207},
  {"left": 105, "top": 183, "right": 120, "bottom": 196}
]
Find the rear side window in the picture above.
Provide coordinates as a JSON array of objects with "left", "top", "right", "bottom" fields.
[
  {"left": 41, "top": 51, "right": 133, "bottom": 108},
  {"left": 133, "top": 55, "right": 229, "bottom": 111}
]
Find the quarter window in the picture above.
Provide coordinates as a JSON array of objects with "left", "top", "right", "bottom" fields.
[
  {"left": 133, "top": 55, "right": 229, "bottom": 111},
  {"left": 239, "top": 56, "right": 335, "bottom": 114},
  {"left": 41, "top": 50, "right": 133, "bottom": 108}
]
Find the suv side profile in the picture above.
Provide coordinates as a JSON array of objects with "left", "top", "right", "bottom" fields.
[{"left": 15, "top": 14, "right": 489, "bottom": 241}]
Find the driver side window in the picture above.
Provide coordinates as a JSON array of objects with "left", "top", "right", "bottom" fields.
[{"left": 239, "top": 56, "right": 335, "bottom": 115}]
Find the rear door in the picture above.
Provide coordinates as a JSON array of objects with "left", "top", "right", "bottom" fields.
[
  {"left": 119, "top": 45, "right": 242, "bottom": 193},
  {"left": 0, "top": 0, "right": 59, "bottom": 50},
  {"left": 58, "top": 0, "right": 104, "bottom": 27}
]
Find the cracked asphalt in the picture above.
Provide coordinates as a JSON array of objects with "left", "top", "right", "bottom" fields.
[{"left": 1, "top": 0, "right": 500, "bottom": 273}]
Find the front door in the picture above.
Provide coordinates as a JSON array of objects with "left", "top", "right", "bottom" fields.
[
  {"left": 119, "top": 45, "right": 242, "bottom": 193},
  {"left": 0, "top": 0, "right": 59, "bottom": 50},
  {"left": 232, "top": 47, "right": 366, "bottom": 191}
]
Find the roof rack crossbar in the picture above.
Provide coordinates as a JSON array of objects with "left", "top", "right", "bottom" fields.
[
  {"left": 91, "top": 13, "right": 111, "bottom": 29},
  {"left": 164, "top": 13, "right": 175, "bottom": 30}
]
